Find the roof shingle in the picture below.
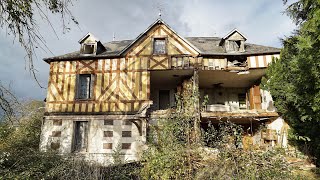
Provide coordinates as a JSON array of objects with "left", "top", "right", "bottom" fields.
[{"left": 44, "top": 37, "right": 280, "bottom": 62}]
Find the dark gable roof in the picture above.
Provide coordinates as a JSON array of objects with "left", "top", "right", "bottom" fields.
[
  {"left": 44, "top": 37, "right": 280, "bottom": 63},
  {"left": 185, "top": 37, "right": 280, "bottom": 55}
]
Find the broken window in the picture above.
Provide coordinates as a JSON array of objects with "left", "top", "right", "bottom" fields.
[
  {"left": 153, "top": 38, "right": 166, "bottom": 54},
  {"left": 73, "top": 121, "right": 88, "bottom": 152},
  {"left": 77, "top": 74, "right": 93, "bottom": 99},
  {"left": 82, "top": 44, "right": 95, "bottom": 54},
  {"left": 229, "top": 40, "right": 240, "bottom": 51}
]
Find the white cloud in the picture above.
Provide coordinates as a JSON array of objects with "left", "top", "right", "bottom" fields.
[{"left": 0, "top": 0, "right": 296, "bottom": 100}]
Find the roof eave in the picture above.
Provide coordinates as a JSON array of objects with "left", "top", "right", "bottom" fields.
[
  {"left": 43, "top": 54, "right": 122, "bottom": 63},
  {"left": 200, "top": 51, "right": 280, "bottom": 56},
  {"left": 223, "top": 28, "right": 248, "bottom": 41}
]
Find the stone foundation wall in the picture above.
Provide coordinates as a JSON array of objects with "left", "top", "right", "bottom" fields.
[{"left": 40, "top": 115, "right": 147, "bottom": 165}]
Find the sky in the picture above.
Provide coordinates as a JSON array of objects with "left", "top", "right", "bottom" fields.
[{"left": 0, "top": 0, "right": 296, "bottom": 101}]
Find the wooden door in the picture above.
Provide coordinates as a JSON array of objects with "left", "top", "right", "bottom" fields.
[{"left": 159, "top": 90, "right": 170, "bottom": 110}]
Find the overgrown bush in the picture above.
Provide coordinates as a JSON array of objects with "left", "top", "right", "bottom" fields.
[
  {"left": 195, "top": 148, "right": 295, "bottom": 180},
  {"left": 140, "top": 76, "right": 305, "bottom": 180},
  {"left": 0, "top": 100, "right": 139, "bottom": 179}
]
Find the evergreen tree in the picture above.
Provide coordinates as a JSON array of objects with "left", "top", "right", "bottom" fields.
[{"left": 263, "top": 0, "right": 320, "bottom": 165}]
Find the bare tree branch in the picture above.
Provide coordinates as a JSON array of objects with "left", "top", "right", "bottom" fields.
[{"left": 0, "top": 0, "right": 79, "bottom": 87}]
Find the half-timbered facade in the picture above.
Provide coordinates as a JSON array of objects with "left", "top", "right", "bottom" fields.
[{"left": 40, "top": 19, "right": 287, "bottom": 164}]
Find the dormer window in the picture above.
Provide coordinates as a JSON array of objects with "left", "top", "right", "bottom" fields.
[
  {"left": 153, "top": 38, "right": 166, "bottom": 54},
  {"left": 221, "top": 29, "right": 247, "bottom": 53},
  {"left": 229, "top": 40, "right": 241, "bottom": 52},
  {"left": 78, "top": 33, "right": 105, "bottom": 55},
  {"left": 81, "top": 43, "right": 96, "bottom": 55}
]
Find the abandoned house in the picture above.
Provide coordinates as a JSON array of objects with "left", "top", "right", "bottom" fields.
[{"left": 39, "top": 19, "right": 288, "bottom": 164}]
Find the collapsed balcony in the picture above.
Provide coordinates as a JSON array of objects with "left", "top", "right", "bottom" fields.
[
  {"left": 199, "top": 69, "right": 278, "bottom": 121},
  {"left": 148, "top": 68, "right": 278, "bottom": 121}
]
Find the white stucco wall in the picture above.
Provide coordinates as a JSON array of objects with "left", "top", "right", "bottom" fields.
[
  {"left": 267, "top": 117, "right": 288, "bottom": 148},
  {"left": 260, "top": 89, "right": 276, "bottom": 112},
  {"left": 40, "top": 115, "right": 147, "bottom": 165},
  {"left": 200, "top": 88, "right": 247, "bottom": 111}
]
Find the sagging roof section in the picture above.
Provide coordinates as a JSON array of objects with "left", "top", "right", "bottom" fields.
[{"left": 43, "top": 19, "right": 281, "bottom": 63}]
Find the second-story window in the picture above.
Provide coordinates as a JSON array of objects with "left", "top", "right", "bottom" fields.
[
  {"left": 153, "top": 38, "right": 166, "bottom": 54},
  {"left": 77, "top": 74, "right": 93, "bottom": 99}
]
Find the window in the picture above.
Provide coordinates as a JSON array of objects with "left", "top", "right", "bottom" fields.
[
  {"left": 227, "top": 40, "right": 245, "bottom": 52},
  {"left": 53, "top": 119, "right": 62, "bottom": 126},
  {"left": 122, "top": 131, "right": 132, "bottom": 137},
  {"left": 153, "top": 38, "right": 166, "bottom": 54},
  {"left": 229, "top": 40, "right": 240, "bottom": 51},
  {"left": 73, "top": 121, "right": 88, "bottom": 152},
  {"left": 238, "top": 93, "right": 247, "bottom": 109},
  {"left": 77, "top": 74, "right": 93, "bottom": 99},
  {"left": 103, "top": 143, "right": 113, "bottom": 149},
  {"left": 104, "top": 120, "right": 113, "bottom": 125},
  {"left": 104, "top": 131, "right": 113, "bottom": 137},
  {"left": 82, "top": 44, "right": 95, "bottom": 54},
  {"left": 122, "top": 143, "right": 131, "bottom": 149}
]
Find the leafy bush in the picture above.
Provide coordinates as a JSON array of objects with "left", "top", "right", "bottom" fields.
[
  {"left": 0, "top": 100, "right": 139, "bottom": 179},
  {"left": 195, "top": 149, "right": 296, "bottom": 180}
]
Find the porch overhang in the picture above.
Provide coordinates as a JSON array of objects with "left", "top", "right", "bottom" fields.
[{"left": 201, "top": 110, "right": 279, "bottom": 124}]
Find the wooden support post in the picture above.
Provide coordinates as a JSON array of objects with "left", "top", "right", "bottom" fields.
[{"left": 193, "top": 68, "right": 201, "bottom": 143}]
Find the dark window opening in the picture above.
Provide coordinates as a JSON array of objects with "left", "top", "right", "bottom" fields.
[
  {"left": 153, "top": 38, "right": 166, "bottom": 54},
  {"left": 73, "top": 121, "right": 88, "bottom": 152},
  {"left": 229, "top": 40, "right": 240, "bottom": 51},
  {"left": 77, "top": 74, "right": 93, "bottom": 99},
  {"left": 53, "top": 119, "right": 62, "bottom": 126},
  {"left": 122, "top": 131, "right": 132, "bottom": 137},
  {"left": 104, "top": 120, "right": 113, "bottom": 125},
  {"left": 122, "top": 143, "right": 131, "bottom": 149},
  {"left": 238, "top": 93, "right": 247, "bottom": 109},
  {"left": 159, "top": 90, "right": 170, "bottom": 110},
  {"left": 82, "top": 44, "right": 95, "bottom": 54},
  {"left": 104, "top": 131, "right": 113, "bottom": 137}
]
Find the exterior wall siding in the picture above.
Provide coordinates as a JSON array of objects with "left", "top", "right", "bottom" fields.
[
  {"left": 46, "top": 58, "right": 150, "bottom": 113},
  {"left": 41, "top": 19, "right": 284, "bottom": 165},
  {"left": 40, "top": 116, "right": 146, "bottom": 165},
  {"left": 247, "top": 54, "right": 280, "bottom": 68}
]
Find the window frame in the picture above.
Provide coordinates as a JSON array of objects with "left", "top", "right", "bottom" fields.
[
  {"left": 152, "top": 37, "right": 167, "bottom": 55},
  {"left": 75, "top": 74, "right": 95, "bottom": 100},
  {"left": 81, "top": 43, "right": 96, "bottom": 55},
  {"left": 72, "top": 121, "right": 89, "bottom": 153}
]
